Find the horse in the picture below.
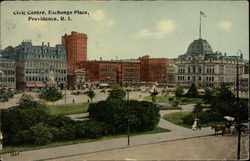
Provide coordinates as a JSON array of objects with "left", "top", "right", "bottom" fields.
[{"left": 211, "top": 125, "right": 226, "bottom": 136}]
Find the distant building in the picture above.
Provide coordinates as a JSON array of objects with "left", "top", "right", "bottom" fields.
[
  {"left": 0, "top": 57, "right": 16, "bottom": 90},
  {"left": 2, "top": 41, "right": 67, "bottom": 91},
  {"left": 176, "top": 38, "right": 247, "bottom": 88},
  {"left": 139, "top": 55, "right": 174, "bottom": 84},
  {"left": 62, "top": 31, "right": 88, "bottom": 88},
  {"left": 75, "top": 59, "right": 140, "bottom": 88}
]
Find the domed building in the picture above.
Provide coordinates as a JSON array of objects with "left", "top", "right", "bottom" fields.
[{"left": 176, "top": 38, "right": 247, "bottom": 88}]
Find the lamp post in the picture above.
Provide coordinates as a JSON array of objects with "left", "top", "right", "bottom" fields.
[
  {"left": 126, "top": 88, "right": 130, "bottom": 146},
  {"left": 236, "top": 50, "right": 242, "bottom": 160}
]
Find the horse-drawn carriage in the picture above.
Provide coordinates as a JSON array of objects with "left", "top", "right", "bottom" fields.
[{"left": 211, "top": 116, "right": 249, "bottom": 136}]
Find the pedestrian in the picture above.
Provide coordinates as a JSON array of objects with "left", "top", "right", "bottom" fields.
[
  {"left": 72, "top": 99, "right": 75, "bottom": 104},
  {"left": 196, "top": 118, "right": 201, "bottom": 130},
  {"left": 87, "top": 99, "right": 90, "bottom": 102},
  {"left": 192, "top": 118, "right": 197, "bottom": 130}
]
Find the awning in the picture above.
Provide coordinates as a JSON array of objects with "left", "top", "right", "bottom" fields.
[
  {"left": 36, "top": 83, "right": 45, "bottom": 87},
  {"left": 26, "top": 83, "right": 36, "bottom": 87},
  {"left": 100, "top": 83, "right": 109, "bottom": 87}
]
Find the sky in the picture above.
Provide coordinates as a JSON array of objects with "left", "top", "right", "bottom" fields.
[{"left": 1, "top": 1, "right": 249, "bottom": 60}]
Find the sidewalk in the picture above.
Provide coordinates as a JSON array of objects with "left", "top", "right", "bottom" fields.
[{"left": 0, "top": 106, "right": 215, "bottom": 161}]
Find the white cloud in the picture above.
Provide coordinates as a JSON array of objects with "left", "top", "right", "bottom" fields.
[
  {"left": 156, "top": 19, "right": 175, "bottom": 37},
  {"left": 217, "top": 21, "right": 232, "bottom": 31},
  {"left": 137, "top": 29, "right": 152, "bottom": 37},
  {"left": 91, "top": 10, "right": 114, "bottom": 27},
  {"left": 137, "top": 19, "right": 175, "bottom": 39},
  {"left": 92, "top": 10, "right": 105, "bottom": 21}
]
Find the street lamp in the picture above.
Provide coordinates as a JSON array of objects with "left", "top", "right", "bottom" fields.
[
  {"left": 236, "top": 49, "right": 242, "bottom": 160},
  {"left": 126, "top": 88, "right": 130, "bottom": 146}
]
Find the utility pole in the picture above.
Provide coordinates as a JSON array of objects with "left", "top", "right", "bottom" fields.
[
  {"left": 236, "top": 49, "right": 241, "bottom": 160},
  {"left": 127, "top": 89, "right": 130, "bottom": 146}
]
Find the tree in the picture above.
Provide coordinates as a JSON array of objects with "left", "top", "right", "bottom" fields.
[
  {"left": 88, "top": 100, "right": 160, "bottom": 133},
  {"left": 39, "top": 87, "right": 63, "bottom": 105},
  {"left": 186, "top": 83, "right": 199, "bottom": 98},
  {"left": 175, "top": 87, "right": 184, "bottom": 97},
  {"left": 84, "top": 89, "right": 95, "bottom": 102},
  {"left": 1, "top": 99, "right": 50, "bottom": 145},
  {"left": 0, "top": 89, "right": 10, "bottom": 103},
  {"left": 106, "top": 89, "right": 126, "bottom": 101},
  {"left": 30, "top": 123, "right": 53, "bottom": 145}
]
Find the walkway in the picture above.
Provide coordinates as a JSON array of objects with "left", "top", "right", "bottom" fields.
[{"left": 0, "top": 104, "right": 216, "bottom": 161}]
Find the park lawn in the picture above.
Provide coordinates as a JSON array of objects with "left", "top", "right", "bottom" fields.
[
  {"left": 177, "top": 97, "right": 202, "bottom": 105},
  {"left": 143, "top": 95, "right": 170, "bottom": 103},
  {"left": 163, "top": 112, "right": 192, "bottom": 129},
  {"left": 2, "top": 127, "right": 170, "bottom": 153},
  {"left": 47, "top": 103, "right": 90, "bottom": 115}
]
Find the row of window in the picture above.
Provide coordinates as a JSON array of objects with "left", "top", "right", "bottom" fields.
[
  {"left": 25, "top": 76, "right": 66, "bottom": 82},
  {"left": 1, "top": 70, "right": 15, "bottom": 75},
  {"left": 0, "top": 77, "right": 15, "bottom": 82},
  {"left": 26, "top": 61, "right": 66, "bottom": 68},
  {"left": 0, "top": 63, "right": 15, "bottom": 68},
  {"left": 25, "top": 69, "right": 66, "bottom": 74}
]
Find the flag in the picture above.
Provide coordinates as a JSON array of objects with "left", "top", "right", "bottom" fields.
[{"left": 200, "top": 11, "right": 207, "bottom": 17}]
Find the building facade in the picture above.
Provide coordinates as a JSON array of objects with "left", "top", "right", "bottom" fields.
[
  {"left": 0, "top": 58, "right": 16, "bottom": 90},
  {"left": 176, "top": 38, "right": 246, "bottom": 88},
  {"left": 140, "top": 55, "right": 174, "bottom": 84},
  {"left": 62, "top": 31, "right": 88, "bottom": 88},
  {"left": 2, "top": 41, "right": 67, "bottom": 91}
]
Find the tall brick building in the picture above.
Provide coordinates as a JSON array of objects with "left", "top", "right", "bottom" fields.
[{"left": 62, "top": 31, "right": 88, "bottom": 88}]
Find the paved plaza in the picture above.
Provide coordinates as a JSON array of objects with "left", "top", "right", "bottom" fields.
[
  {"left": 47, "top": 135, "right": 249, "bottom": 161},
  {"left": 0, "top": 89, "right": 151, "bottom": 109}
]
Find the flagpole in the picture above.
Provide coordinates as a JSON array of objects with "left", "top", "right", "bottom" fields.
[{"left": 199, "top": 11, "right": 201, "bottom": 39}]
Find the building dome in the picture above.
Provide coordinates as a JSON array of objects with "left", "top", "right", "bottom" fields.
[{"left": 186, "top": 38, "right": 213, "bottom": 55}]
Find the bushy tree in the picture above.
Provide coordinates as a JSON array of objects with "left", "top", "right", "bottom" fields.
[
  {"left": 0, "top": 89, "right": 10, "bottom": 103},
  {"left": 175, "top": 87, "right": 184, "bottom": 97},
  {"left": 30, "top": 123, "right": 53, "bottom": 145},
  {"left": 186, "top": 83, "right": 199, "bottom": 98},
  {"left": 88, "top": 100, "right": 160, "bottom": 133},
  {"left": 1, "top": 99, "right": 50, "bottom": 145},
  {"left": 106, "top": 89, "right": 126, "bottom": 101},
  {"left": 39, "top": 87, "right": 63, "bottom": 104}
]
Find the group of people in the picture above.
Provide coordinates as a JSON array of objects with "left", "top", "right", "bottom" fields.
[{"left": 192, "top": 118, "right": 201, "bottom": 130}]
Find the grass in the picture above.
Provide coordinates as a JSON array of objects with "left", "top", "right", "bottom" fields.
[
  {"left": 143, "top": 95, "right": 170, "bottom": 103},
  {"left": 47, "top": 103, "right": 90, "bottom": 115},
  {"left": 177, "top": 97, "right": 202, "bottom": 105},
  {"left": 163, "top": 112, "right": 228, "bottom": 129},
  {"left": 1, "top": 127, "right": 170, "bottom": 153},
  {"left": 163, "top": 112, "right": 192, "bottom": 129}
]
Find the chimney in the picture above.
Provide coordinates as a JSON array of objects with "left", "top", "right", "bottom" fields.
[
  {"left": 100, "top": 57, "right": 102, "bottom": 61},
  {"left": 224, "top": 52, "right": 226, "bottom": 56},
  {"left": 48, "top": 42, "right": 50, "bottom": 47},
  {"left": 42, "top": 42, "right": 44, "bottom": 47},
  {"left": 240, "top": 53, "right": 243, "bottom": 59}
]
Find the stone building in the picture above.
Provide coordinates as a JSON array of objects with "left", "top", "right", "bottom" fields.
[
  {"left": 176, "top": 38, "right": 246, "bottom": 88},
  {"left": 2, "top": 41, "right": 67, "bottom": 91},
  {"left": 0, "top": 57, "right": 16, "bottom": 90}
]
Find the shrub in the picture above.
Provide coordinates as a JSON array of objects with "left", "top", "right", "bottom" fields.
[
  {"left": 1, "top": 100, "right": 50, "bottom": 135},
  {"left": 182, "top": 113, "right": 195, "bottom": 126},
  {"left": 88, "top": 100, "right": 160, "bottom": 134},
  {"left": 186, "top": 83, "right": 199, "bottom": 98},
  {"left": 83, "top": 121, "right": 108, "bottom": 139},
  {"left": 30, "top": 123, "right": 53, "bottom": 145},
  {"left": 168, "top": 97, "right": 174, "bottom": 103},
  {"left": 106, "top": 89, "right": 126, "bottom": 101},
  {"left": 175, "top": 87, "right": 184, "bottom": 97}
]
